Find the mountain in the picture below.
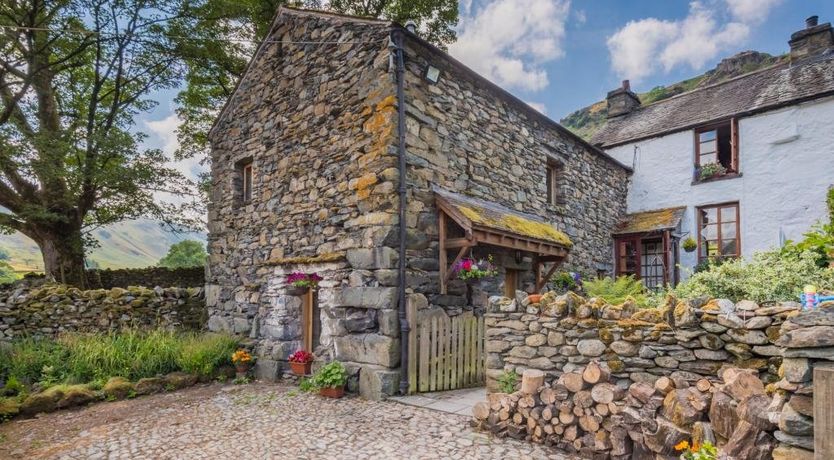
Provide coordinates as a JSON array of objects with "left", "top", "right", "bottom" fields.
[
  {"left": 0, "top": 219, "right": 206, "bottom": 273},
  {"left": 561, "top": 51, "right": 788, "bottom": 141}
]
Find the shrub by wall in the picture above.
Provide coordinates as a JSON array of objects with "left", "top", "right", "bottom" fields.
[{"left": 0, "top": 284, "right": 206, "bottom": 341}]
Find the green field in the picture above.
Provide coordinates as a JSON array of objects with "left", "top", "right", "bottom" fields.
[{"left": 1, "top": 219, "right": 206, "bottom": 273}]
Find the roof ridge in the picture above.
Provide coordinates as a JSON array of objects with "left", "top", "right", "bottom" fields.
[
  {"left": 630, "top": 58, "right": 792, "bottom": 113},
  {"left": 279, "top": 5, "right": 392, "bottom": 25}
]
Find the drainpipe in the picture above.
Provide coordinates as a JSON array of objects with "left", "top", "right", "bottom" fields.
[{"left": 392, "top": 28, "right": 410, "bottom": 395}]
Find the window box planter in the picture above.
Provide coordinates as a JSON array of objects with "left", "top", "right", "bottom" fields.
[{"left": 319, "top": 386, "right": 345, "bottom": 398}]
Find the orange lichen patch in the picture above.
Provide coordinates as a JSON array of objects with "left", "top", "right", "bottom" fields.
[
  {"left": 615, "top": 207, "right": 685, "bottom": 235},
  {"left": 264, "top": 252, "right": 345, "bottom": 266},
  {"left": 652, "top": 322, "right": 672, "bottom": 331},
  {"left": 701, "top": 299, "right": 721, "bottom": 312},
  {"left": 631, "top": 308, "right": 663, "bottom": 323},
  {"left": 588, "top": 100, "right": 607, "bottom": 115},
  {"left": 363, "top": 108, "right": 394, "bottom": 134},
  {"left": 375, "top": 95, "right": 396, "bottom": 111},
  {"left": 353, "top": 173, "right": 378, "bottom": 191},
  {"left": 457, "top": 205, "right": 573, "bottom": 247},
  {"left": 360, "top": 105, "right": 373, "bottom": 117}
]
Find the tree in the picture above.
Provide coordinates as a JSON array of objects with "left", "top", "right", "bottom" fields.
[
  {"left": 158, "top": 240, "right": 207, "bottom": 268},
  {"left": 170, "top": 0, "right": 458, "bottom": 161},
  {"left": 0, "top": 260, "right": 16, "bottom": 284},
  {"left": 0, "top": 0, "right": 198, "bottom": 287}
]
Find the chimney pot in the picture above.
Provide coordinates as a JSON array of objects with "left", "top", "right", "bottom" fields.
[
  {"left": 806, "top": 15, "right": 819, "bottom": 28},
  {"left": 405, "top": 20, "right": 417, "bottom": 34},
  {"left": 622, "top": 80, "right": 630, "bottom": 91}
]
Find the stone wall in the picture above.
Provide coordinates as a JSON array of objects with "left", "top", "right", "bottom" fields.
[
  {"left": 485, "top": 292, "right": 834, "bottom": 458},
  {"left": 87, "top": 267, "right": 205, "bottom": 289},
  {"left": 485, "top": 293, "right": 790, "bottom": 391},
  {"left": 0, "top": 284, "right": 205, "bottom": 341},
  {"left": 400, "top": 37, "right": 630, "bottom": 310},
  {"left": 205, "top": 8, "right": 630, "bottom": 400}
]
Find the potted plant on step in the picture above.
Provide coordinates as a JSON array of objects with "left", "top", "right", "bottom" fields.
[
  {"left": 288, "top": 350, "right": 314, "bottom": 376},
  {"left": 231, "top": 349, "right": 254, "bottom": 378},
  {"left": 310, "top": 361, "right": 347, "bottom": 398}
]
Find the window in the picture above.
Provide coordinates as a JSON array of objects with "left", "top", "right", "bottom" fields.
[
  {"left": 697, "top": 203, "right": 740, "bottom": 261},
  {"left": 546, "top": 160, "right": 565, "bottom": 205},
  {"left": 238, "top": 160, "right": 253, "bottom": 203},
  {"left": 695, "top": 119, "right": 738, "bottom": 180}
]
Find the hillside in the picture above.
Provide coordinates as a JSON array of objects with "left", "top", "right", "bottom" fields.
[
  {"left": 561, "top": 51, "right": 787, "bottom": 141},
  {"left": 1, "top": 219, "right": 206, "bottom": 273}
]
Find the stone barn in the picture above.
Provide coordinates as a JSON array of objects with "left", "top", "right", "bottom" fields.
[{"left": 205, "top": 7, "right": 630, "bottom": 399}]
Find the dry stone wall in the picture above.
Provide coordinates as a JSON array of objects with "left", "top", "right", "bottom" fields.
[
  {"left": 484, "top": 292, "right": 834, "bottom": 458},
  {"left": 0, "top": 284, "right": 205, "bottom": 341},
  {"left": 399, "top": 38, "right": 629, "bottom": 311},
  {"left": 86, "top": 266, "right": 205, "bottom": 289}
]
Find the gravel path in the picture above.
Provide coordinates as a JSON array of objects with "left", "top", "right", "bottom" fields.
[{"left": 0, "top": 383, "right": 570, "bottom": 459}]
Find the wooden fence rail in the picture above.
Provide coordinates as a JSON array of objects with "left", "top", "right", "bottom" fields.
[{"left": 406, "top": 304, "right": 485, "bottom": 394}]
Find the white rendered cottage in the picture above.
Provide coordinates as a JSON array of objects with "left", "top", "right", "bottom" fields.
[{"left": 593, "top": 16, "right": 834, "bottom": 287}]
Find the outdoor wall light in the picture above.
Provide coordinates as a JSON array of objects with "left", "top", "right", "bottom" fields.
[{"left": 425, "top": 65, "right": 441, "bottom": 84}]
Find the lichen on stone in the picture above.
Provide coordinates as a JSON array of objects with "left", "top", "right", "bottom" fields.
[{"left": 264, "top": 252, "right": 345, "bottom": 266}]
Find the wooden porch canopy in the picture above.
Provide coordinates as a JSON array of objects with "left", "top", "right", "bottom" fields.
[{"left": 434, "top": 187, "right": 572, "bottom": 293}]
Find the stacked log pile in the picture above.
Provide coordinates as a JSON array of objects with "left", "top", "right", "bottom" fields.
[{"left": 473, "top": 363, "right": 779, "bottom": 459}]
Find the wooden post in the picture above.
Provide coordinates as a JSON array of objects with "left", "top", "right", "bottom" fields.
[
  {"left": 407, "top": 295, "right": 418, "bottom": 394},
  {"left": 438, "top": 211, "right": 447, "bottom": 294},
  {"left": 815, "top": 364, "right": 834, "bottom": 459}
]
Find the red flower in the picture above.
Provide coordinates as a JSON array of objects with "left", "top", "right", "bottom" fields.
[{"left": 461, "top": 259, "right": 473, "bottom": 271}]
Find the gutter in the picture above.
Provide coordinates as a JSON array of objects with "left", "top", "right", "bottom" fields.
[{"left": 391, "top": 29, "right": 410, "bottom": 395}]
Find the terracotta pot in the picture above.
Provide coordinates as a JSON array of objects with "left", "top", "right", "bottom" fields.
[
  {"left": 235, "top": 362, "right": 251, "bottom": 377},
  {"left": 319, "top": 386, "right": 345, "bottom": 398},
  {"left": 289, "top": 361, "right": 312, "bottom": 376},
  {"left": 527, "top": 294, "right": 543, "bottom": 304}
]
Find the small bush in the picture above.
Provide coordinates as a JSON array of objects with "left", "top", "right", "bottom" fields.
[
  {"left": 175, "top": 333, "right": 238, "bottom": 377},
  {"left": 307, "top": 361, "right": 347, "bottom": 390},
  {"left": 497, "top": 370, "right": 519, "bottom": 394},
  {"left": 672, "top": 250, "right": 834, "bottom": 302},
  {"left": 584, "top": 275, "right": 646, "bottom": 305}
]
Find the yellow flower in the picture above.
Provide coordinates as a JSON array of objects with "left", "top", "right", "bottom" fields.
[
  {"left": 232, "top": 349, "right": 253, "bottom": 363},
  {"left": 674, "top": 440, "right": 690, "bottom": 451}
]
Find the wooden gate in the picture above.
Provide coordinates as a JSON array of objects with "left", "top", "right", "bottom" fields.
[{"left": 406, "top": 305, "right": 485, "bottom": 394}]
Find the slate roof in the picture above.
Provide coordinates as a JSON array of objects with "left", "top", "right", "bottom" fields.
[
  {"left": 614, "top": 207, "right": 686, "bottom": 235},
  {"left": 592, "top": 51, "right": 834, "bottom": 147},
  {"left": 433, "top": 187, "right": 573, "bottom": 247}
]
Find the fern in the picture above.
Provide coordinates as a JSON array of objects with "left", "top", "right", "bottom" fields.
[{"left": 583, "top": 276, "right": 646, "bottom": 305}]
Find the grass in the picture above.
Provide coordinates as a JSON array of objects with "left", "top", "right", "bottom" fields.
[{"left": 0, "top": 330, "right": 238, "bottom": 391}]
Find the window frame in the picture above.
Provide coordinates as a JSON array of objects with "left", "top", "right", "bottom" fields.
[
  {"left": 546, "top": 159, "right": 565, "bottom": 206},
  {"left": 239, "top": 161, "right": 253, "bottom": 204},
  {"left": 694, "top": 118, "right": 739, "bottom": 178},
  {"left": 696, "top": 202, "right": 741, "bottom": 261}
]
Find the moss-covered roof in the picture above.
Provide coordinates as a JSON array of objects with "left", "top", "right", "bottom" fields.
[
  {"left": 434, "top": 187, "right": 572, "bottom": 247},
  {"left": 615, "top": 207, "right": 685, "bottom": 235}
]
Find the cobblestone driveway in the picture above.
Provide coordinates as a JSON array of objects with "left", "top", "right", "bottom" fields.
[{"left": 0, "top": 383, "right": 569, "bottom": 459}]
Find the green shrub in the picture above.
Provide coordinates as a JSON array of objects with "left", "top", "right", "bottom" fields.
[
  {"left": 550, "top": 271, "right": 579, "bottom": 293},
  {"left": 672, "top": 250, "right": 834, "bottom": 302},
  {"left": 4, "top": 338, "right": 68, "bottom": 385},
  {"left": 175, "top": 333, "right": 238, "bottom": 377},
  {"left": 308, "top": 361, "right": 347, "bottom": 390},
  {"left": 497, "top": 370, "right": 519, "bottom": 394},
  {"left": 584, "top": 275, "right": 646, "bottom": 305}
]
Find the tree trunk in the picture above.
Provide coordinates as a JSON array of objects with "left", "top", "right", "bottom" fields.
[{"left": 36, "top": 226, "right": 87, "bottom": 288}]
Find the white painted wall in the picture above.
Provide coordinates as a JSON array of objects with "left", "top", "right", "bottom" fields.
[{"left": 607, "top": 95, "right": 834, "bottom": 277}]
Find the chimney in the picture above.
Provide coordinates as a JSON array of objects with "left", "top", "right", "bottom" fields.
[
  {"left": 404, "top": 20, "right": 417, "bottom": 34},
  {"left": 789, "top": 15, "right": 834, "bottom": 61},
  {"left": 606, "top": 80, "right": 641, "bottom": 118}
]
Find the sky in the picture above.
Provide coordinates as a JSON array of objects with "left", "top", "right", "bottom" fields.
[{"left": 140, "top": 0, "right": 834, "bottom": 183}]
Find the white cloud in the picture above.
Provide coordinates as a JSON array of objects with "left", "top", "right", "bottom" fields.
[
  {"left": 144, "top": 114, "right": 204, "bottom": 182},
  {"left": 449, "top": 0, "right": 571, "bottom": 91},
  {"left": 574, "top": 9, "right": 586, "bottom": 25},
  {"left": 725, "top": 0, "right": 782, "bottom": 24},
  {"left": 525, "top": 101, "right": 548, "bottom": 114},
  {"left": 607, "top": 0, "right": 779, "bottom": 83}
]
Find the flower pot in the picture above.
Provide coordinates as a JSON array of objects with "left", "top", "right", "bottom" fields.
[
  {"left": 289, "top": 361, "right": 312, "bottom": 376},
  {"left": 527, "top": 294, "right": 543, "bottom": 304},
  {"left": 319, "top": 386, "right": 345, "bottom": 398},
  {"left": 235, "top": 362, "right": 251, "bottom": 378}
]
